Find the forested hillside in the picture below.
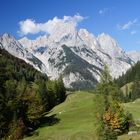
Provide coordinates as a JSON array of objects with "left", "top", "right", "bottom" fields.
[
  {"left": 0, "top": 49, "right": 66, "bottom": 139},
  {"left": 23, "top": 65, "right": 134, "bottom": 140},
  {"left": 115, "top": 61, "right": 140, "bottom": 102},
  {"left": 0, "top": 48, "right": 138, "bottom": 140}
]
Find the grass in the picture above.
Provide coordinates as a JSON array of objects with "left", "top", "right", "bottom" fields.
[
  {"left": 118, "top": 134, "right": 140, "bottom": 140},
  {"left": 121, "top": 82, "right": 133, "bottom": 96},
  {"left": 23, "top": 91, "right": 140, "bottom": 140},
  {"left": 120, "top": 81, "right": 140, "bottom": 96},
  {"left": 123, "top": 98, "right": 140, "bottom": 120},
  {"left": 23, "top": 91, "right": 99, "bottom": 140},
  {"left": 118, "top": 99, "right": 140, "bottom": 140}
]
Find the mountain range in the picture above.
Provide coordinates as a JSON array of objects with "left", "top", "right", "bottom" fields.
[{"left": 0, "top": 26, "right": 140, "bottom": 89}]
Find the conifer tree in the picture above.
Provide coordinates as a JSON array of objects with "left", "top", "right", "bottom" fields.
[{"left": 57, "top": 76, "right": 66, "bottom": 103}]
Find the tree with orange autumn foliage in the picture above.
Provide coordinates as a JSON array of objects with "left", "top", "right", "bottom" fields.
[{"left": 95, "top": 65, "right": 132, "bottom": 140}]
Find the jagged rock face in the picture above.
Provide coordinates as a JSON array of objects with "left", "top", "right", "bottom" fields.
[
  {"left": 127, "top": 51, "right": 140, "bottom": 63},
  {"left": 0, "top": 33, "right": 47, "bottom": 73},
  {"left": 0, "top": 27, "right": 135, "bottom": 89}
]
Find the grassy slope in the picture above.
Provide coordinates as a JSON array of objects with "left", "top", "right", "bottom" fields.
[
  {"left": 123, "top": 98, "right": 140, "bottom": 120},
  {"left": 118, "top": 99, "right": 140, "bottom": 140},
  {"left": 120, "top": 82, "right": 133, "bottom": 96},
  {"left": 24, "top": 91, "right": 99, "bottom": 140},
  {"left": 121, "top": 81, "right": 140, "bottom": 95},
  {"left": 23, "top": 91, "right": 140, "bottom": 140}
]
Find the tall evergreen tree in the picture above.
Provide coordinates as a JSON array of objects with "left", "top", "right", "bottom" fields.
[{"left": 57, "top": 76, "right": 66, "bottom": 103}]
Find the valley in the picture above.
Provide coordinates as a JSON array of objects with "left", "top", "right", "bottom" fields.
[
  {"left": 23, "top": 91, "right": 140, "bottom": 140},
  {"left": 1, "top": 2, "right": 140, "bottom": 139},
  {"left": 1, "top": 37, "right": 140, "bottom": 139},
  {"left": 24, "top": 91, "right": 99, "bottom": 140}
]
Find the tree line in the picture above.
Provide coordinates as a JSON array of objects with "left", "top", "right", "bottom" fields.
[
  {"left": 114, "top": 61, "right": 140, "bottom": 102},
  {"left": 0, "top": 49, "right": 66, "bottom": 139}
]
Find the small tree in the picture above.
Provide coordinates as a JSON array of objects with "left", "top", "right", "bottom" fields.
[{"left": 95, "top": 65, "right": 132, "bottom": 140}]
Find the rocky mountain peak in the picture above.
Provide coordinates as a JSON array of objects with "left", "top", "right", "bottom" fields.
[
  {"left": 127, "top": 51, "right": 140, "bottom": 63},
  {"left": 0, "top": 29, "right": 137, "bottom": 89}
]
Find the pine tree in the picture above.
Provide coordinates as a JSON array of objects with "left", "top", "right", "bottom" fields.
[
  {"left": 38, "top": 80, "right": 48, "bottom": 110},
  {"left": 46, "top": 80, "right": 57, "bottom": 110},
  {"left": 57, "top": 76, "right": 66, "bottom": 103}
]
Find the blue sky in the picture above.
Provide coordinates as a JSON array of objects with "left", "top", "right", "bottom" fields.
[{"left": 0, "top": 0, "right": 140, "bottom": 51}]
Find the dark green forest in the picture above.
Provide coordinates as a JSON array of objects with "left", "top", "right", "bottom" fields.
[
  {"left": 0, "top": 48, "right": 139, "bottom": 140},
  {"left": 115, "top": 61, "right": 140, "bottom": 102},
  {"left": 0, "top": 49, "right": 66, "bottom": 139}
]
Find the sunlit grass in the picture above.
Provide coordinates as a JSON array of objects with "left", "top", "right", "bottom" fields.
[{"left": 24, "top": 91, "right": 99, "bottom": 140}]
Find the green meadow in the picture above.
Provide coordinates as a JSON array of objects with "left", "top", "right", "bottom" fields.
[{"left": 24, "top": 91, "right": 99, "bottom": 140}]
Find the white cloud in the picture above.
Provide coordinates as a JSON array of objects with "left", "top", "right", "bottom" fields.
[
  {"left": 131, "top": 30, "right": 137, "bottom": 35},
  {"left": 117, "top": 19, "right": 138, "bottom": 30},
  {"left": 99, "top": 8, "right": 108, "bottom": 15},
  {"left": 18, "top": 14, "right": 85, "bottom": 36}
]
